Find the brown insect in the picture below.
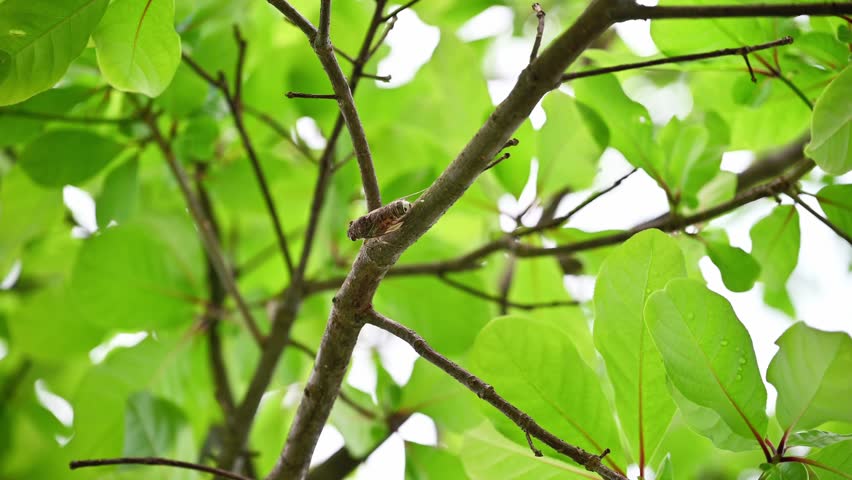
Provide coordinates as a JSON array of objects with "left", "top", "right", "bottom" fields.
[{"left": 347, "top": 199, "right": 412, "bottom": 241}]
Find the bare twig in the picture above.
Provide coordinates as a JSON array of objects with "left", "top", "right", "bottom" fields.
[
  {"left": 437, "top": 274, "right": 579, "bottom": 311},
  {"left": 286, "top": 92, "right": 338, "bottom": 100},
  {"left": 70, "top": 457, "right": 252, "bottom": 480},
  {"left": 367, "top": 16, "right": 396, "bottom": 61},
  {"left": 562, "top": 36, "right": 792, "bottom": 81},
  {"left": 381, "top": 0, "right": 421, "bottom": 21},
  {"left": 365, "top": 311, "right": 627, "bottom": 480},
  {"left": 359, "top": 72, "right": 392, "bottom": 82},
  {"left": 135, "top": 102, "right": 265, "bottom": 346},
  {"left": 788, "top": 193, "right": 852, "bottom": 246},
  {"left": 484, "top": 152, "right": 511, "bottom": 171},
  {"left": 530, "top": 3, "right": 547, "bottom": 64},
  {"left": 516, "top": 168, "right": 638, "bottom": 236}
]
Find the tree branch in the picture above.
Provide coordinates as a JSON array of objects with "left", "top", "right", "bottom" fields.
[
  {"left": 286, "top": 92, "right": 338, "bottom": 100},
  {"left": 381, "top": 0, "right": 421, "bottom": 22},
  {"left": 70, "top": 457, "right": 252, "bottom": 480},
  {"left": 318, "top": 0, "right": 332, "bottom": 44},
  {"left": 437, "top": 274, "right": 579, "bottom": 311},
  {"left": 562, "top": 36, "right": 793, "bottom": 82},
  {"left": 136, "top": 102, "right": 265, "bottom": 346},
  {"left": 529, "top": 3, "right": 546, "bottom": 64},
  {"left": 613, "top": 2, "right": 852, "bottom": 21},
  {"left": 788, "top": 193, "right": 852, "bottom": 246},
  {"left": 265, "top": 0, "right": 617, "bottom": 477},
  {"left": 365, "top": 311, "right": 628, "bottom": 480}
]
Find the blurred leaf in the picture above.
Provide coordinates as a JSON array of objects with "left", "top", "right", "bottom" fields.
[
  {"left": 537, "top": 92, "right": 606, "bottom": 194},
  {"left": 787, "top": 430, "right": 852, "bottom": 449},
  {"left": 760, "top": 462, "right": 808, "bottom": 480},
  {"left": 96, "top": 157, "right": 139, "bottom": 227},
  {"left": 767, "top": 322, "right": 852, "bottom": 431},
  {"left": 809, "top": 439, "right": 852, "bottom": 479},
  {"left": 806, "top": 65, "right": 852, "bottom": 175},
  {"left": 594, "top": 229, "right": 685, "bottom": 465},
  {"left": 702, "top": 235, "right": 761, "bottom": 293},
  {"left": 157, "top": 63, "right": 210, "bottom": 116},
  {"left": 19, "top": 130, "right": 123, "bottom": 187},
  {"left": 330, "top": 386, "right": 385, "bottom": 458},
  {"left": 657, "top": 454, "right": 674, "bottom": 480},
  {"left": 471, "top": 316, "right": 625, "bottom": 469},
  {"left": 645, "top": 279, "right": 768, "bottom": 451},
  {"left": 174, "top": 116, "right": 220, "bottom": 162},
  {"left": 750, "top": 205, "right": 800, "bottom": 312},
  {"left": 460, "top": 422, "right": 594, "bottom": 480},
  {"left": 123, "top": 392, "right": 189, "bottom": 457},
  {"left": 0, "top": 86, "right": 92, "bottom": 146},
  {"left": 400, "top": 359, "right": 482, "bottom": 434},
  {"left": 70, "top": 221, "right": 201, "bottom": 330},
  {"left": 0, "top": 0, "right": 109, "bottom": 105},
  {"left": 0, "top": 167, "right": 63, "bottom": 272},
  {"left": 94, "top": 0, "right": 181, "bottom": 96},
  {"left": 816, "top": 184, "right": 852, "bottom": 238},
  {"left": 406, "top": 443, "right": 468, "bottom": 480}
]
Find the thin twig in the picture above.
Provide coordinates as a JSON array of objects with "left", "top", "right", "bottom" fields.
[
  {"left": 381, "top": 0, "right": 421, "bottom": 22},
  {"left": 437, "top": 274, "right": 579, "bottom": 310},
  {"left": 741, "top": 52, "right": 757, "bottom": 82},
  {"left": 516, "top": 168, "right": 638, "bottom": 236},
  {"left": 751, "top": 53, "right": 814, "bottom": 110},
  {"left": 788, "top": 193, "right": 852, "bottom": 246},
  {"left": 359, "top": 72, "right": 392, "bottom": 82},
  {"left": 285, "top": 92, "right": 338, "bottom": 99},
  {"left": 530, "top": 3, "right": 547, "bottom": 64},
  {"left": 135, "top": 100, "right": 265, "bottom": 346},
  {"left": 70, "top": 457, "right": 252, "bottom": 480},
  {"left": 562, "top": 36, "right": 793, "bottom": 82},
  {"left": 614, "top": 3, "right": 852, "bottom": 21},
  {"left": 484, "top": 152, "right": 511, "bottom": 171},
  {"left": 365, "top": 311, "right": 627, "bottom": 480},
  {"left": 367, "top": 16, "right": 396, "bottom": 60}
]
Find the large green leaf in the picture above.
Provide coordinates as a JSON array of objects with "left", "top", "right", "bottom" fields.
[
  {"left": 123, "top": 392, "right": 189, "bottom": 457},
  {"left": 537, "top": 92, "right": 606, "bottom": 194},
  {"left": 460, "top": 423, "right": 597, "bottom": 480},
  {"left": 93, "top": 0, "right": 181, "bottom": 96},
  {"left": 593, "top": 229, "right": 685, "bottom": 467},
  {"left": 471, "top": 316, "right": 625, "bottom": 471},
  {"left": 767, "top": 323, "right": 852, "bottom": 431},
  {"left": 787, "top": 430, "right": 852, "bottom": 449},
  {"left": 0, "top": 0, "right": 109, "bottom": 105},
  {"left": 69, "top": 221, "right": 201, "bottom": 330},
  {"left": 809, "top": 439, "right": 852, "bottom": 479},
  {"left": 806, "top": 65, "right": 852, "bottom": 174},
  {"left": 750, "top": 205, "right": 800, "bottom": 314},
  {"left": 760, "top": 462, "right": 808, "bottom": 480},
  {"left": 816, "top": 184, "right": 852, "bottom": 238},
  {"left": 18, "top": 130, "right": 123, "bottom": 187},
  {"left": 573, "top": 74, "right": 658, "bottom": 179},
  {"left": 645, "top": 278, "right": 768, "bottom": 451}
]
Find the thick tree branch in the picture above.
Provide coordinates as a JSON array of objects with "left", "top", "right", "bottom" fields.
[
  {"left": 613, "top": 2, "right": 852, "bottom": 21},
  {"left": 562, "top": 36, "right": 792, "bottom": 81},
  {"left": 365, "top": 311, "right": 627, "bottom": 480},
  {"left": 70, "top": 457, "right": 252, "bottom": 480},
  {"left": 266, "top": 1, "right": 617, "bottom": 478},
  {"left": 136, "top": 103, "right": 265, "bottom": 346}
]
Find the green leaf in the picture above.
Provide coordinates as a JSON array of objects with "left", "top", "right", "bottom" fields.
[
  {"left": 18, "top": 129, "right": 123, "bottom": 187},
  {"left": 96, "top": 157, "right": 139, "bottom": 227},
  {"left": 471, "top": 316, "right": 624, "bottom": 469},
  {"left": 69, "top": 221, "right": 201, "bottom": 330},
  {"left": 0, "top": 0, "right": 109, "bottom": 105},
  {"left": 8, "top": 286, "right": 104, "bottom": 361},
  {"left": 787, "top": 430, "right": 852, "bottom": 449},
  {"left": 767, "top": 322, "right": 852, "bottom": 431},
  {"left": 657, "top": 454, "right": 674, "bottom": 480},
  {"left": 537, "top": 92, "right": 606, "bottom": 194},
  {"left": 667, "top": 382, "right": 758, "bottom": 451},
  {"left": 806, "top": 65, "right": 852, "bottom": 174},
  {"left": 816, "top": 184, "right": 852, "bottom": 238},
  {"left": 93, "top": 0, "right": 181, "bottom": 96},
  {"left": 573, "top": 74, "right": 657, "bottom": 178},
  {"left": 809, "top": 439, "right": 852, "bottom": 479},
  {"left": 174, "top": 116, "right": 219, "bottom": 162},
  {"left": 593, "top": 229, "right": 685, "bottom": 465},
  {"left": 123, "top": 392, "right": 188, "bottom": 457},
  {"left": 329, "top": 386, "right": 384, "bottom": 458},
  {"left": 460, "top": 423, "right": 595, "bottom": 480},
  {"left": 406, "top": 443, "right": 468, "bottom": 480},
  {"left": 703, "top": 237, "right": 761, "bottom": 293},
  {"left": 760, "top": 462, "right": 808, "bottom": 480},
  {"left": 750, "top": 205, "right": 800, "bottom": 308},
  {"left": 644, "top": 278, "right": 768, "bottom": 451},
  {"left": 0, "top": 167, "right": 63, "bottom": 272}
]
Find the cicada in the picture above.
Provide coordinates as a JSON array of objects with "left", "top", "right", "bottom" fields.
[{"left": 347, "top": 199, "right": 412, "bottom": 241}]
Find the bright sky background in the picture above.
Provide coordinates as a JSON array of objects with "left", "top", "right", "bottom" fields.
[{"left": 3, "top": 4, "right": 849, "bottom": 480}]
